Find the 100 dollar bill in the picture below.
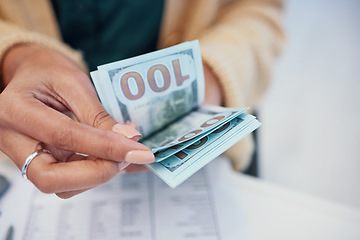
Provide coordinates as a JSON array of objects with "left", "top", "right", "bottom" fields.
[
  {"left": 147, "top": 113, "right": 260, "bottom": 188},
  {"left": 91, "top": 41, "right": 204, "bottom": 138},
  {"left": 143, "top": 105, "right": 248, "bottom": 153},
  {"left": 91, "top": 41, "right": 260, "bottom": 188}
]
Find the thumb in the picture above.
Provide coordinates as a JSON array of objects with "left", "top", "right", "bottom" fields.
[{"left": 56, "top": 73, "right": 144, "bottom": 143}]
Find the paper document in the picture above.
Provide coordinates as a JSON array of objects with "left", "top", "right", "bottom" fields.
[{"left": 14, "top": 157, "right": 247, "bottom": 240}]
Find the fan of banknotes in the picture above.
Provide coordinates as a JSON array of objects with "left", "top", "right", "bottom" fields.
[{"left": 90, "top": 40, "right": 260, "bottom": 188}]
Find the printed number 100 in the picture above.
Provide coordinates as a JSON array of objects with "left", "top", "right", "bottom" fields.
[{"left": 120, "top": 59, "right": 190, "bottom": 100}]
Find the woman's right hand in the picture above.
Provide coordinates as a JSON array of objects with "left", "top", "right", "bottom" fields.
[{"left": 0, "top": 44, "right": 154, "bottom": 198}]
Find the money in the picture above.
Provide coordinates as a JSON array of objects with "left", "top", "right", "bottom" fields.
[
  {"left": 143, "top": 105, "right": 248, "bottom": 152},
  {"left": 91, "top": 40, "right": 260, "bottom": 187},
  {"left": 91, "top": 41, "right": 204, "bottom": 138},
  {"left": 147, "top": 113, "right": 260, "bottom": 188}
]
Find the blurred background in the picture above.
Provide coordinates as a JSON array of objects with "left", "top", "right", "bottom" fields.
[{"left": 258, "top": 0, "right": 360, "bottom": 209}]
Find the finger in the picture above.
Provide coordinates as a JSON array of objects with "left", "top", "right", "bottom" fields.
[
  {"left": 43, "top": 144, "right": 93, "bottom": 163},
  {"left": 50, "top": 72, "right": 117, "bottom": 131},
  {"left": 58, "top": 78, "right": 142, "bottom": 140},
  {"left": 31, "top": 158, "right": 120, "bottom": 193},
  {"left": 55, "top": 157, "right": 131, "bottom": 199},
  {"left": 55, "top": 160, "right": 130, "bottom": 199},
  {"left": 56, "top": 188, "right": 92, "bottom": 199},
  {"left": 124, "top": 164, "right": 149, "bottom": 174},
  {"left": 112, "top": 124, "right": 141, "bottom": 141},
  {"left": 1, "top": 129, "right": 123, "bottom": 193},
  {"left": 119, "top": 161, "right": 131, "bottom": 171},
  {"left": 3, "top": 98, "right": 154, "bottom": 164},
  {"left": 55, "top": 161, "right": 133, "bottom": 198},
  {"left": 0, "top": 127, "right": 44, "bottom": 169},
  {"left": 53, "top": 154, "right": 112, "bottom": 198},
  {"left": 42, "top": 143, "right": 74, "bottom": 162}
]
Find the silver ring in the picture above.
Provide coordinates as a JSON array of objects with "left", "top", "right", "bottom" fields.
[{"left": 21, "top": 149, "right": 51, "bottom": 180}]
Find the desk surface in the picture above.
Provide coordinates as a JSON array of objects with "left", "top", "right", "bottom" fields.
[
  {"left": 234, "top": 173, "right": 360, "bottom": 239},
  {"left": 1, "top": 156, "right": 359, "bottom": 240}
]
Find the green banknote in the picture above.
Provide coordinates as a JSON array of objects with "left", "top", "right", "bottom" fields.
[
  {"left": 91, "top": 41, "right": 204, "bottom": 138},
  {"left": 147, "top": 113, "right": 260, "bottom": 188},
  {"left": 91, "top": 40, "right": 260, "bottom": 187}
]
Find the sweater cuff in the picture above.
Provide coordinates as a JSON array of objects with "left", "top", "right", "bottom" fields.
[
  {"left": 199, "top": 41, "right": 255, "bottom": 171},
  {"left": 200, "top": 41, "right": 249, "bottom": 109},
  {"left": 0, "top": 31, "right": 87, "bottom": 72}
]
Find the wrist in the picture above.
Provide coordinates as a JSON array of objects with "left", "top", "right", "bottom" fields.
[
  {"left": 1, "top": 44, "right": 44, "bottom": 88},
  {"left": 203, "top": 63, "right": 224, "bottom": 106}
]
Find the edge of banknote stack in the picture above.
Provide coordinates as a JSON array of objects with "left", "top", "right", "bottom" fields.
[{"left": 90, "top": 40, "right": 261, "bottom": 188}]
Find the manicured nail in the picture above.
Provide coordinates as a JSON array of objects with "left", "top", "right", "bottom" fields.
[
  {"left": 125, "top": 150, "right": 155, "bottom": 164},
  {"left": 119, "top": 161, "right": 130, "bottom": 172},
  {"left": 112, "top": 124, "right": 142, "bottom": 139}
]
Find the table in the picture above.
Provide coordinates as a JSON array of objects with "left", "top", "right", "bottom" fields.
[{"left": 1, "top": 156, "right": 359, "bottom": 240}]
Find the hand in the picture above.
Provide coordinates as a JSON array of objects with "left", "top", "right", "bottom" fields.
[
  {"left": 112, "top": 122, "right": 149, "bottom": 174},
  {"left": 203, "top": 63, "right": 223, "bottom": 106},
  {"left": 117, "top": 63, "right": 224, "bottom": 175},
  {"left": 0, "top": 44, "right": 154, "bottom": 198}
]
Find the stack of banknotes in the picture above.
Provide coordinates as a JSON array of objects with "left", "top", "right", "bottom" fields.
[{"left": 90, "top": 40, "right": 260, "bottom": 188}]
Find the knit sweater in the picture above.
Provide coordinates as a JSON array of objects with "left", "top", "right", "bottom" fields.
[{"left": 0, "top": 0, "right": 284, "bottom": 171}]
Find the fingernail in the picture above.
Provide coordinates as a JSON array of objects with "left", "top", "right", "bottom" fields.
[
  {"left": 112, "top": 124, "right": 141, "bottom": 139},
  {"left": 119, "top": 161, "right": 130, "bottom": 172},
  {"left": 125, "top": 150, "right": 155, "bottom": 164},
  {"left": 119, "top": 169, "right": 127, "bottom": 175}
]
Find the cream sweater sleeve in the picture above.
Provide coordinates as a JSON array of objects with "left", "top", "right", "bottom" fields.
[
  {"left": 0, "top": 21, "right": 86, "bottom": 82},
  {"left": 0, "top": 1, "right": 85, "bottom": 71},
  {"left": 198, "top": 0, "right": 284, "bottom": 170}
]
